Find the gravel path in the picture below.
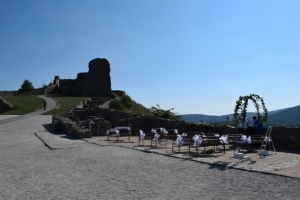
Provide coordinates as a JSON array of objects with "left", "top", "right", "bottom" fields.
[{"left": 1, "top": 97, "right": 300, "bottom": 199}]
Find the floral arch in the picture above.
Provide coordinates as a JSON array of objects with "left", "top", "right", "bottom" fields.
[{"left": 233, "top": 94, "right": 268, "bottom": 127}]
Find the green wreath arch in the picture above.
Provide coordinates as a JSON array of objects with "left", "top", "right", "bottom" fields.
[{"left": 233, "top": 94, "right": 268, "bottom": 127}]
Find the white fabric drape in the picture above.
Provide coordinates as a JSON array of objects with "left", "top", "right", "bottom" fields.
[
  {"left": 153, "top": 133, "right": 160, "bottom": 141},
  {"left": 115, "top": 130, "right": 120, "bottom": 136},
  {"left": 176, "top": 135, "right": 184, "bottom": 146},
  {"left": 139, "top": 130, "right": 146, "bottom": 140},
  {"left": 238, "top": 135, "right": 251, "bottom": 144},
  {"left": 193, "top": 135, "right": 202, "bottom": 147},
  {"left": 219, "top": 135, "right": 228, "bottom": 144}
]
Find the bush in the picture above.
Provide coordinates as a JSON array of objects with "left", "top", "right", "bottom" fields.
[{"left": 150, "top": 104, "right": 181, "bottom": 121}]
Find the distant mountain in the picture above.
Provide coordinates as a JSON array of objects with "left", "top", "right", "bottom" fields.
[
  {"left": 179, "top": 106, "right": 300, "bottom": 127},
  {"left": 268, "top": 106, "right": 300, "bottom": 127}
]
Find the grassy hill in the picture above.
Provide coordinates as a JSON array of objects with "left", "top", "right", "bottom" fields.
[
  {"left": 0, "top": 94, "right": 153, "bottom": 116},
  {"left": 0, "top": 95, "right": 91, "bottom": 115},
  {"left": 0, "top": 96, "right": 44, "bottom": 115}
]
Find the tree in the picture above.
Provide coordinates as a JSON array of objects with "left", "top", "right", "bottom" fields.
[
  {"left": 19, "top": 79, "right": 34, "bottom": 94},
  {"left": 233, "top": 94, "right": 268, "bottom": 127},
  {"left": 150, "top": 104, "right": 182, "bottom": 121}
]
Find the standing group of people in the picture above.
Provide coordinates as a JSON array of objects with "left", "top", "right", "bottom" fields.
[{"left": 238, "top": 115, "right": 263, "bottom": 135}]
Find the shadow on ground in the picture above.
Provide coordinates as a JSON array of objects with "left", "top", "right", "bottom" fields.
[{"left": 42, "top": 123, "right": 80, "bottom": 141}]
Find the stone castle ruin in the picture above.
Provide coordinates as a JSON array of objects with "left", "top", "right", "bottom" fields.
[{"left": 50, "top": 58, "right": 119, "bottom": 97}]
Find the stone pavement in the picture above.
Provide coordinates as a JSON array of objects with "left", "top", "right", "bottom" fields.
[
  {"left": 1, "top": 96, "right": 300, "bottom": 199},
  {"left": 0, "top": 95, "right": 299, "bottom": 179},
  {"left": 83, "top": 135, "right": 300, "bottom": 179}
]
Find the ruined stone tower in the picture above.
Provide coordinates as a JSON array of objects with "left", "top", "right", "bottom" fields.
[{"left": 51, "top": 58, "right": 114, "bottom": 97}]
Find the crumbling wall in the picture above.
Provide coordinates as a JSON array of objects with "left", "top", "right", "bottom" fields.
[{"left": 52, "top": 115, "right": 92, "bottom": 138}]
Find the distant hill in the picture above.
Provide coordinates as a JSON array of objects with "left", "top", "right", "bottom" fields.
[
  {"left": 268, "top": 106, "right": 300, "bottom": 127},
  {"left": 179, "top": 106, "right": 300, "bottom": 127}
]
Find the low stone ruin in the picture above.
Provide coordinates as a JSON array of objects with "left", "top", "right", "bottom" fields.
[{"left": 52, "top": 97, "right": 300, "bottom": 151}]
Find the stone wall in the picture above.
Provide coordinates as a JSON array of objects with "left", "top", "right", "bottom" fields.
[
  {"left": 0, "top": 97, "right": 13, "bottom": 113},
  {"left": 66, "top": 106, "right": 300, "bottom": 151},
  {"left": 271, "top": 126, "right": 300, "bottom": 150},
  {"left": 52, "top": 114, "right": 111, "bottom": 138},
  {"left": 52, "top": 115, "right": 92, "bottom": 138}
]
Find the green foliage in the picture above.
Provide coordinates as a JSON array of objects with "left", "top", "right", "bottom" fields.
[
  {"left": 233, "top": 94, "right": 268, "bottom": 127},
  {"left": 150, "top": 104, "right": 182, "bottom": 121},
  {"left": 109, "top": 95, "right": 132, "bottom": 111},
  {"left": 0, "top": 96, "right": 44, "bottom": 115},
  {"left": 120, "top": 95, "right": 132, "bottom": 109},
  {"left": 109, "top": 100, "right": 126, "bottom": 111},
  {"left": 201, "top": 148, "right": 214, "bottom": 154},
  {"left": 128, "top": 101, "right": 153, "bottom": 116},
  {"left": 19, "top": 79, "right": 34, "bottom": 94},
  {"left": 109, "top": 95, "right": 153, "bottom": 116}
]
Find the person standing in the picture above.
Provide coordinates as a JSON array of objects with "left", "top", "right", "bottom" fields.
[
  {"left": 247, "top": 116, "right": 257, "bottom": 135},
  {"left": 238, "top": 122, "right": 244, "bottom": 134},
  {"left": 238, "top": 121, "right": 247, "bottom": 134},
  {"left": 255, "top": 115, "right": 264, "bottom": 135},
  {"left": 43, "top": 100, "right": 47, "bottom": 110}
]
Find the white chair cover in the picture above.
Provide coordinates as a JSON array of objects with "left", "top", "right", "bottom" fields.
[
  {"left": 106, "top": 130, "right": 110, "bottom": 135},
  {"left": 139, "top": 130, "right": 146, "bottom": 140},
  {"left": 181, "top": 132, "right": 187, "bottom": 136},
  {"left": 153, "top": 133, "right": 160, "bottom": 141},
  {"left": 193, "top": 135, "right": 202, "bottom": 147},
  {"left": 115, "top": 130, "right": 120, "bottom": 136},
  {"left": 238, "top": 135, "right": 247, "bottom": 143},
  {"left": 176, "top": 135, "right": 184, "bottom": 146},
  {"left": 219, "top": 135, "right": 228, "bottom": 144},
  {"left": 162, "top": 128, "right": 168, "bottom": 135},
  {"left": 246, "top": 136, "right": 251, "bottom": 143}
]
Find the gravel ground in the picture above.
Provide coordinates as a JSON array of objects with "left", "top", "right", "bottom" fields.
[{"left": 1, "top": 115, "right": 300, "bottom": 200}]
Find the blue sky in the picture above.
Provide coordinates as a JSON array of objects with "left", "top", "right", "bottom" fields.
[{"left": 1, "top": 0, "right": 300, "bottom": 115}]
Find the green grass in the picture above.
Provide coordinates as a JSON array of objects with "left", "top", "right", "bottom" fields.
[
  {"left": 0, "top": 95, "right": 91, "bottom": 116},
  {"left": 0, "top": 94, "right": 151, "bottom": 116},
  {"left": 0, "top": 96, "right": 44, "bottom": 115},
  {"left": 42, "top": 95, "right": 91, "bottom": 115}
]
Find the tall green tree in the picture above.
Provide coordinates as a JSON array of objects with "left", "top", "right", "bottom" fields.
[{"left": 19, "top": 79, "right": 34, "bottom": 94}]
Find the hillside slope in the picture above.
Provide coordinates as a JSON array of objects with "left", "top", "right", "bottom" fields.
[{"left": 179, "top": 106, "right": 300, "bottom": 127}]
